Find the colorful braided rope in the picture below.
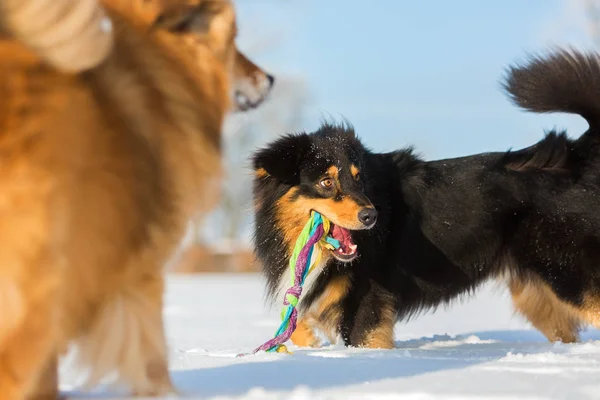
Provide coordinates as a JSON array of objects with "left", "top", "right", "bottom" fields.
[{"left": 240, "top": 211, "right": 340, "bottom": 356}]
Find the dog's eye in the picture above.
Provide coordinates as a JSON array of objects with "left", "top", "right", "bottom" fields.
[
  {"left": 354, "top": 172, "right": 360, "bottom": 180},
  {"left": 319, "top": 178, "right": 334, "bottom": 189}
]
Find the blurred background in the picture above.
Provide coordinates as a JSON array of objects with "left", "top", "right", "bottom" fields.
[{"left": 172, "top": 0, "right": 600, "bottom": 273}]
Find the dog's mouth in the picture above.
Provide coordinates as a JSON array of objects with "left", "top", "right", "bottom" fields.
[
  {"left": 234, "top": 90, "right": 261, "bottom": 111},
  {"left": 326, "top": 223, "right": 358, "bottom": 262},
  {"left": 233, "top": 75, "right": 275, "bottom": 112}
]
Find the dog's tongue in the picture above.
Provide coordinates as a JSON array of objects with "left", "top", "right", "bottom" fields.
[{"left": 330, "top": 224, "right": 357, "bottom": 254}]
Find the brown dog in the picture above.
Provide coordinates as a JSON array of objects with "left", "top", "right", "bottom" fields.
[{"left": 0, "top": 0, "right": 273, "bottom": 398}]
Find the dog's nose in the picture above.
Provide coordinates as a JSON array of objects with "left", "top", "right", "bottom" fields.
[
  {"left": 358, "top": 208, "right": 378, "bottom": 227},
  {"left": 267, "top": 74, "right": 275, "bottom": 88}
]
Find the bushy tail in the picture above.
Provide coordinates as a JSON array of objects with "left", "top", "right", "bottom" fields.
[
  {"left": 0, "top": 0, "right": 113, "bottom": 72},
  {"left": 503, "top": 48, "right": 600, "bottom": 129}
]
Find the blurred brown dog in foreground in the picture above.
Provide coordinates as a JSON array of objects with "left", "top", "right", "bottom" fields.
[{"left": 0, "top": 0, "right": 274, "bottom": 398}]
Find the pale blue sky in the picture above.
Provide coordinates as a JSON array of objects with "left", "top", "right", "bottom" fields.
[{"left": 234, "top": 0, "right": 595, "bottom": 160}]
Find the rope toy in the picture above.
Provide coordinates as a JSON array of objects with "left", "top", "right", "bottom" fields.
[{"left": 238, "top": 211, "right": 340, "bottom": 356}]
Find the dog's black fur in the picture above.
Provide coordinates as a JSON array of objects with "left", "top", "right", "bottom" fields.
[{"left": 252, "top": 49, "right": 600, "bottom": 347}]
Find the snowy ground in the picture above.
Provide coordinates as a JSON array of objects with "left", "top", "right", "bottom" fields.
[{"left": 60, "top": 274, "right": 600, "bottom": 400}]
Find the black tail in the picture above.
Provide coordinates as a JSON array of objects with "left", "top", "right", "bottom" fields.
[{"left": 502, "top": 48, "right": 600, "bottom": 129}]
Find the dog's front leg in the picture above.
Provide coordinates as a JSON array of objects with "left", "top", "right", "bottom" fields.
[{"left": 341, "top": 281, "right": 396, "bottom": 349}]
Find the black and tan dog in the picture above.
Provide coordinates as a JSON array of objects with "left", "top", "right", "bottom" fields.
[{"left": 252, "top": 48, "right": 600, "bottom": 349}]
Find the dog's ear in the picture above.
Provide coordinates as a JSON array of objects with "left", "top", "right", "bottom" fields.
[
  {"left": 152, "top": 2, "right": 223, "bottom": 33},
  {"left": 253, "top": 134, "right": 311, "bottom": 185}
]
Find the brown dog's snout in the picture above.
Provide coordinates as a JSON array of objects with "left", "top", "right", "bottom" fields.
[
  {"left": 358, "top": 207, "right": 378, "bottom": 228},
  {"left": 232, "top": 49, "right": 275, "bottom": 112},
  {"left": 267, "top": 74, "right": 275, "bottom": 88}
]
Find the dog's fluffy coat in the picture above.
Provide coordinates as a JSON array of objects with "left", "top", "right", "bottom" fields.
[
  {"left": 0, "top": 0, "right": 273, "bottom": 398},
  {"left": 253, "top": 49, "right": 600, "bottom": 350}
]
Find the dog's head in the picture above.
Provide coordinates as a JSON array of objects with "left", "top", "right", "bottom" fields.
[
  {"left": 108, "top": 0, "right": 274, "bottom": 111},
  {"left": 253, "top": 123, "right": 377, "bottom": 264}
]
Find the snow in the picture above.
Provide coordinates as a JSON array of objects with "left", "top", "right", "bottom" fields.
[{"left": 61, "top": 274, "right": 600, "bottom": 399}]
